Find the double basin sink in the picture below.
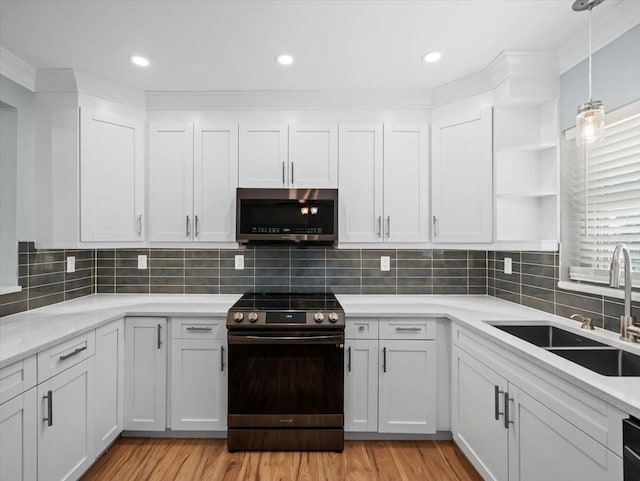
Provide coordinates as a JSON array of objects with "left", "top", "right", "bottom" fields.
[{"left": 489, "top": 324, "right": 640, "bottom": 377}]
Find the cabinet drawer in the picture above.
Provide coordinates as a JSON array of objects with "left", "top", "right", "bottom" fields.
[
  {"left": 171, "top": 317, "right": 225, "bottom": 339},
  {"left": 0, "top": 356, "right": 37, "bottom": 404},
  {"left": 345, "top": 319, "right": 378, "bottom": 339},
  {"left": 37, "top": 331, "right": 95, "bottom": 382},
  {"left": 379, "top": 318, "right": 435, "bottom": 340}
]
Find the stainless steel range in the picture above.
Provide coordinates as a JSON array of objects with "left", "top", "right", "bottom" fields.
[{"left": 226, "top": 292, "right": 345, "bottom": 452}]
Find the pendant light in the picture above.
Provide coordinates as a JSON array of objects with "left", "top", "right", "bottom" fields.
[{"left": 573, "top": 0, "right": 605, "bottom": 146}]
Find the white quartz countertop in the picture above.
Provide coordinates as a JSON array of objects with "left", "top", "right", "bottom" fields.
[{"left": 2, "top": 293, "right": 640, "bottom": 418}]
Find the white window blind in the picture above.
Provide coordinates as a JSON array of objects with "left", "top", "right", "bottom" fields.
[{"left": 568, "top": 106, "right": 640, "bottom": 287}]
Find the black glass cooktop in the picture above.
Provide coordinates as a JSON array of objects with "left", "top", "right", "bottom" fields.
[{"left": 230, "top": 292, "right": 343, "bottom": 312}]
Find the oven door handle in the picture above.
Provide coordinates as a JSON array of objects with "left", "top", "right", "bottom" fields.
[{"left": 228, "top": 333, "right": 344, "bottom": 344}]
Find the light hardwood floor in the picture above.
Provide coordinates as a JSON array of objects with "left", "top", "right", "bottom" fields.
[{"left": 81, "top": 438, "right": 483, "bottom": 481}]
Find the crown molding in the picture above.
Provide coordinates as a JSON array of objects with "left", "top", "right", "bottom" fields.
[
  {"left": 35, "top": 68, "right": 145, "bottom": 108},
  {"left": 0, "top": 47, "right": 36, "bottom": 91},
  {"left": 558, "top": 0, "right": 640, "bottom": 74}
]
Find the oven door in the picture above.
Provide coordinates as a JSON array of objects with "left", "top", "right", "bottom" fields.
[{"left": 227, "top": 329, "right": 344, "bottom": 428}]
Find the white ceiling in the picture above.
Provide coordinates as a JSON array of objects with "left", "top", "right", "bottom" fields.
[{"left": 0, "top": 0, "right": 631, "bottom": 93}]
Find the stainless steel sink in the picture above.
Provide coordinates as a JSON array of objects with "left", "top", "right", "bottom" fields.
[
  {"left": 489, "top": 323, "right": 640, "bottom": 377},
  {"left": 548, "top": 348, "right": 640, "bottom": 377},
  {"left": 492, "top": 324, "right": 608, "bottom": 348}
]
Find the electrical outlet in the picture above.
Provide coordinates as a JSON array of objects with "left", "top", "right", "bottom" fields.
[
  {"left": 66, "top": 256, "right": 75, "bottom": 273},
  {"left": 380, "top": 256, "right": 391, "bottom": 272},
  {"left": 235, "top": 255, "right": 244, "bottom": 270},
  {"left": 504, "top": 257, "right": 512, "bottom": 275},
  {"left": 138, "top": 255, "right": 148, "bottom": 270}
]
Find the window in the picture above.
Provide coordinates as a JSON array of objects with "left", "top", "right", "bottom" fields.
[{"left": 565, "top": 100, "right": 640, "bottom": 288}]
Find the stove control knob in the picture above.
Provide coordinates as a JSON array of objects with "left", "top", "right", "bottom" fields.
[
  {"left": 314, "top": 312, "right": 325, "bottom": 323},
  {"left": 328, "top": 312, "right": 339, "bottom": 323},
  {"left": 248, "top": 312, "right": 258, "bottom": 323},
  {"left": 233, "top": 312, "right": 244, "bottom": 323}
]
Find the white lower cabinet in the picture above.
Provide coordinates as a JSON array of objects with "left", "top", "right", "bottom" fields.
[
  {"left": 170, "top": 338, "right": 227, "bottom": 430},
  {"left": 94, "top": 319, "right": 124, "bottom": 455},
  {"left": 378, "top": 339, "right": 436, "bottom": 434},
  {"left": 345, "top": 318, "right": 437, "bottom": 435},
  {"left": 37, "top": 358, "right": 95, "bottom": 481},
  {"left": 124, "top": 317, "right": 167, "bottom": 431},
  {"left": 344, "top": 339, "right": 378, "bottom": 432},
  {"left": 0, "top": 388, "right": 37, "bottom": 481},
  {"left": 452, "top": 331, "right": 623, "bottom": 481}
]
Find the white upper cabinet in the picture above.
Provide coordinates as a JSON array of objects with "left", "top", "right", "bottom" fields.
[
  {"left": 288, "top": 123, "right": 338, "bottom": 188},
  {"left": 382, "top": 123, "right": 430, "bottom": 243},
  {"left": 80, "top": 108, "right": 145, "bottom": 242},
  {"left": 149, "top": 122, "right": 238, "bottom": 243},
  {"left": 193, "top": 123, "right": 238, "bottom": 242},
  {"left": 338, "top": 123, "right": 384, "bottom": 243},
  {"left": 149, "top": 123, "right": 194, "bottom": 242},
  {"left": 239, "top": 122, "right": 337, "bottom": 188},
  {"left": 431, "top": 108, "right": 493, "bottom": 243},
  {"left": 339, "top": 123, "right": 429, "bottom": 244},
  {"left": 238, "top": 123, "right": 288, "bottom": 187}
]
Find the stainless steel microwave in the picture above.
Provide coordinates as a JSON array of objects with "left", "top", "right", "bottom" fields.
[{"left": 236, "top": 188, "right": 338, "bottom": 245}]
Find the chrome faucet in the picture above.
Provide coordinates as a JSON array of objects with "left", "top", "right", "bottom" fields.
[{"left": 610, "top": 243, "right": 639, "bottom": 342}]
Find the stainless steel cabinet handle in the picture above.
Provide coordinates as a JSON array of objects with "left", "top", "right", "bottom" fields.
[
  {"left": 157, "top": 324, "right": 162, "bottom": 349},
  {"left": 195, "top": 215, "right": 200, "bottom": 238},
  {"left": 347, "top": 346, "right": 351, "bottom": 372},
  {"left": 433, "top": 215, "right": 438, "bottom": 237},
  {"left": 383, "top": 347, "right": 387, "bottom": 373},
  {"left": 282, "top": 161, "right": 285, "bottom": 185},
  {"left": 186, "top": 215, "right": 191, "bottom": 238},
  {"left": 494, "top": 385, "right": 504, "bottom": 421},
  {"left": 394, "top": 327, "right": 422, "bottom": 332},
  {"left": 221, "top": 346, "right": 225, "bottom": 372},
  {"left": 43, "top": 390, "right": 53, "bottom": 426},
  {"left": 291, "top": 162, "right": 294, "bottom": 185},
  {"left": 59, "top": 346, "right": 87, "bottom": 361},
  {"left": 386, "top": 216, "right": 391, "bottom": 238},
  {"left": 186, "top": 326, "right": 212, "bottom": 332},
  {"left": 504, "top": 392, "right": 514, "bottom": 429},
  {"left": 137, "top": 214, "right": 143, "bottom": 237},
  {"left": 377, "top": 216, "right": 382, "bottom": 238}
]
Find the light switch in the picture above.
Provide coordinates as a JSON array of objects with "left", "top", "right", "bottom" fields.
[
  {"left": 138, "top": 255, "right": 147, "bottom": 270},
  {"left": 380, "top": 256, "right": 391, "bottom": 272},
  {"left": 504, "top": 257, "right": 512, "bottom": 275},
  {"left": 66, "top": 256, "right": 75, "bottom": 273},
  {"left": 235, "top": 255, "right": 244, "bottom": 270}
]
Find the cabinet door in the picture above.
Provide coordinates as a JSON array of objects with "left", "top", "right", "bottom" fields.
[
  {"left": 378, "top": 339, "right": 435, "bottom": 434},
  {"left": 148, "top": 123, "right": 194, "bottom": 241},
  {"left": 509, "top": 386, "right": 618, "bottom": 481},
  {"left": 452, "top": 346, "right": 508, "bottom": 481},
  {"left": 238, "top": 123, "right": 288, "bottom": 187},
  {"left": 338, "top": 123, "right": 384, "bottom": 243},
  {"left": 344, "top": 339, "right": 378, "bottom": 432},
  {"left": 80, "top": 109, "right": 144, "bottom": 242},
  {"left": 289, "top": 123, "right": 338, "bottom": 188},
  {"left": 124, "top": 317, "right": 167, "bottom": 431},
  {"left": 431, "top": 108, "right": 493, "bottom": 243},
  {"left": 170, "top": 339, "right": 227, "bottom": 431},
  {"left": 38, "top": 358, "right": 94, "bottom": 481},
  {"left": 94, "top": 319, "right": 124, "bottom": 455},
  {"left": 193, "top": 123, "right": 238, "bottom": 242},
  {"left": 382, "top": 123, "right": 429, "bottom": 243},
  {"left": 0, "top": 388, "right": 37, "bottom": 481}
]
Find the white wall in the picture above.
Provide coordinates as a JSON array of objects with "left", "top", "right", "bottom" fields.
[
  {"left": 0, "top": 75, "right": 35, "bottom": 241},
  {"left": 0, "top": 104, "right": 18, "bottom": 288}
]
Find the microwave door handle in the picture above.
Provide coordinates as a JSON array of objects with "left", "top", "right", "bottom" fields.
[
  {"left": 282, "top": 162, "right": 285, "bottom": 185},
  {"left": 291, "top": 162, "right": 294, "bottom": 185}
]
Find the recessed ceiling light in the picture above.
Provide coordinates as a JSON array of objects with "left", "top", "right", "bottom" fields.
[
  {"left": 129, "top": 55, "right": 150, "bottom": 67},
  {"left": 275, "top": 54, "right": 294, "bottom": 66},
  {"left": 422, "top": 52, "right": 442, "bottom": 63}
]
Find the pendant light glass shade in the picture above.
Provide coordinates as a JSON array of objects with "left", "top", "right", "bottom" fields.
[
  {"left": 574, "top": 0, "right": 605, "bottom": 146},
  {"left": 576, "top": 100, "right": 605, "bottom": 146}
]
